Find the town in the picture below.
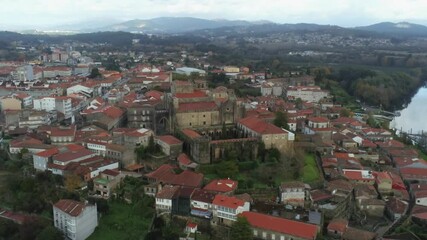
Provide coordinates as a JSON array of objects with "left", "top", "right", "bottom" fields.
[{"left": 0, "top": 34, "right": 426, "bottom": 240}]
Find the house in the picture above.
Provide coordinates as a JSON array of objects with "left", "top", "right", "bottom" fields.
[
  {"left": 237, "top": 116, "right": 294, "bottom": 153},
  {"left": 359, "top": 199, "right": 385, "bottom": 217},
  {"left": 177, "top": 153, "right": 198, "bottom": 171},
  {"left": 242, "top": 211, "right": 318, "bottom": 240},
  {"left": 374, "top": 171, "right": 393, "bottom": 194},
  {"left": 48, "top": 147, "right": 97, "bottom": 176},
  {"left": 212, "top": 195, "right": 250, "bottom": 226},
  {"left": 185, "top": 221, "right": 198, "bottom": 234},
  {"left": 82, "top": 105, "right": 125, "bottom": 131},
  {"left": 53, "top": 199, "right": 98, "bottom": 240},
  {"left": 385, "top": 197, "right": 408, "bottom": 221},
  {"left": 190, "top": 189, "right": 216, "bottom": 219},
  {"left": 93, "top": 169, "right": 124, "bottom": 199},
  {"left": 145, "top": 164, "right": 204, "bottom": 188},
  {"left": 203, "top": 178, "right": 238, "bottom": 195},
  {"left": 33, "top": 147, "right": 59, "bottom": 171},
  {"left": 155, "top": 135, "right": 183, "bottom": 158},
  {"left": 327, "top": 218, "right": 348, "bottom": 238},
  {"left": 400, "top": 168, "right": 427, "bottom": 183},
  {"left": 155, "top": 185, "right": 179, "bottom": 213},
  {"left": 171, "top": 186, "right": 195, "bottom": 216},
  {"left": 286, "top": 86, "right": 329, "bottom": 103},
  {"left": 279, "top": 181, "right": 306, "bottom": 207},
  {"left": 341, "top": 227, "right": 377, "bottom": 240},
  {"left": 342, "top": 169, "right": 375, "bottom": 185},
  {"left": 50, "top": 125, "right": 76, "bottom": 145},
  {"left": 123, "top": 128, "right": 154, "bottom": 146}
]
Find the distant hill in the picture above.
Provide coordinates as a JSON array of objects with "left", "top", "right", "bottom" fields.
[
  {"left": 355, "top": 22, "right": 427, "bottom": 37},
  {"left": 90, "top": 17, "right": 268, "bottom": 33}
]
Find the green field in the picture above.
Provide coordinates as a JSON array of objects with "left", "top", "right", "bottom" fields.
[
  {"left": 302, "top": 154, "right": 320, "bottom": 183},
  {"left": 88, "top": 200, "right": 154, "bottom": 240}
]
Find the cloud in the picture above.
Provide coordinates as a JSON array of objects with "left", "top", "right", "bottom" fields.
[{"left": 1, "top": 0, "right": 427, "bottom": 29}]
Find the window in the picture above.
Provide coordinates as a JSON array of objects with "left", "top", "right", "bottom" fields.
[
  {"left": 253, "top": 230, "right": 258, "bottom": 236},
  {"left": 203, "top": 114, "right": 206, "bottom": 117},
  {"left": 189, "top": 123, "right": 192, "bottom": 126},
  {"left": 203, "top": 121, "right": 206, "bottom": 125}
]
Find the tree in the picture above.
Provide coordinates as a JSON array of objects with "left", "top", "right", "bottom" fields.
[
  {"left": 216, "top": 160, "right": 239, "bottom": 178},
  {"left": 273, "top": 111, "right": 289, "bottom": 130},
  {"left": 295, "top": 98, "right": 303, "bottom": 110},
  {"left": 36, "top": 226, "right": 63, "bottom": 240},
  {"left": 89, "top": 67, "right": 101, "bottom": 79},
  {"left": 64, "top": 174, "right": 82, "bottom": 192},
  {"left": 135, "top": 145, "right": 147, "bottom": 161},
  {"left": 339, "top": 108, "right": 352, "bottom": 118},
  {"left": 230, "top": 216, "right": 253, "bottom": 240}
]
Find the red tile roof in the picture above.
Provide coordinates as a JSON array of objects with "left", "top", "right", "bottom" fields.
[
  {"left": 35, "top": 147, "right": 59, "bottom": 158},
  {"left": 50, "top": 125, "right": 76, "bottom": 137},
  {"left": 102, "top": 169, "right": 120, "bottom": 177},
  {"left": 181, "top": 129, "right": 202, "bottom": 139},
  {"left": 241, "top": 211, "right": 318, "bottom": 240},
  {"left": 327, "top": 218, "right": 348, "bottom": 234},
  {"left": 103, "top": 106, "right": 125, "bottom": 119},
  {"left": 53, "top": 148, "right": 95, "bottom": 163},
  {"left": 178, "top": 153, "right": 192, "bottom": 166},
  {"left": 156, "top": 185, "right": 180, "bottom": 199},
  {"left": 342, "top": 169, "right": 375, "bottom": 181},
  {"left": 54, "top": 199, "right": 86, "bottom": 217},
  {"left": 238, "top": 116, "right": 286, "bottom": 135},
  {"left": 213, "top": 195, "right": 245, "bottom": 209},
  {"left": 204, "top": 179, "right": 238, "bottom": 193},
  {"left": 145, "top": 164, "right": 203, "bottom": 188},
  {"left": 177, "top": 101, "right": 218, "bottom": 112},
  {"left": 175, "top": 90, "right": 207, "bottom": 99},
  {"left": 156, "top": 135, "right": 183, "bottom": 145},
  {"left": 308, "top": 117, "right": 329, "bottom": 123}
]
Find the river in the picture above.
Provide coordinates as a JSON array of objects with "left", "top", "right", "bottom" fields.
[{"left": 391, "top": 87, "right": 427, "bottom": 134}]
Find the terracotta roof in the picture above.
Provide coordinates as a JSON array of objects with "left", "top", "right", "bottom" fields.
[
  {"left": 178, "top": 153, "right": 192, "bottom": 166},
  {"left": 241, "top": 211, "right": 318, "bottom": 240},
  {"left": 400, "top": 168, "right": 427, "bottom": 178},
  {"left": 213, "top": 195, "right": 245, "bottom": 209},
  {"left": 204, "top": 179, "right": 238, "bottom": 193},
  {"left": 181, "top": 129, "right": 202, "bottom": 139},
  {"left": 145, "top": 164, "right": 203, "bottom": 188},
  {"left": 35, "top": 147, "right": 59, "bottom": 158},
  {"left": 308, "top": 117, "right": 329, "bottom": 123},
  {"left": 177, "top": 101, "right": 218, "bottom": 112},
  {"left": 327, "top": 218, "right": 348, "bottom": 233},
  {"left": 386, "top": 197, "right": 407, "bottom": 214},
  {"left": 156, "top": 135, "right": 182, "bottom": 145},
  {"left": 238, "top": 116, "right": 286, "bottom": 135},
  {"left": 102, "top": 106, "right": 124, "bottom": 119},
  {"left": 53, "top": 148, "right": 94, "bottom": 163},
  {"left": 156, "top": 185, "right": 180, "bottom": 199},
  {"left": 342, "top": 227, "right": 377, "bottom": 240},
  {"left": 102, "top": 169, "right": 120, "bottom": 177},
  {"left": 125, "top": 164, "right": 144, "bottom": 171},
  {"left": 50, "top": 125, "right": 76, "bottom": 137},
  {"left": 342, "top": 169, "right": 375, "bottom": 181},
  {"left": 175, "top": 90, "right": 207, "bottom": 99},
  {"left": 191, "top": 189, "right": 217, "bottom": 203},
  {"left": 54, "top": 199, "right": 86, "bottom": 217}
]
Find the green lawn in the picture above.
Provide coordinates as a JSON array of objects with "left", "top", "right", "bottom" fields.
[
  {"left": 302, "top": 154, "right": 321, "bottom": 183},
  {"left": 88, "top": 201, "right": 154, "bottom": 240}
]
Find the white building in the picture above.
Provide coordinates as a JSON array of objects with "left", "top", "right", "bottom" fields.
[
  {"left": 286, "top": 86, "right": 329, "bottom": 103},
  {"left": 279, "top": 181, "right": 306, "bottom": 207},
  {"left": 155, "top": 185, "right": 179, "bottom": 213},
  {"left": 34, "top": 97, "right": 56, "bottom": 111},
  {"left": 53, "top": 199, "right": 98, "bottom": 240},
  {"left": 212, "top": 195, "right": 250, "bottom": 225}
]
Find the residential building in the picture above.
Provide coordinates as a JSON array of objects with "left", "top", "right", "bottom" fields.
[
  {"left": 203, "top": 178, "right": 238, "bottom": 195},
  {"left": 0, "top": 97, "right": 22, "bottom": 112},
  {"left": 155, "top": 135, "right": 183, "bottom": 158},
  {"left": 93, "top": 169, "right": 124, "bottom": 199},
  {"left": 155, "top": 185, "right": 179, "bottom": 213},
  {"left": 53, "top": 199, "right": 98, "bottom": 240},
  {"left": 342, "top": 169, "right": 375, "bottom": 185},
  {"left": 279, "top": 181, "right": 306, "bottom": 207},
  {"left": 145, "top": 164, "right": 204, "bottom": 188},
  {"left": 242, "top": 211, "right": 318, "bottom": 240},
  {"left": 286, "top": 86, "right": 329, "bottom": 103},
  {"left": 238, "top": 116, "right": 294, "bottom": 153},
  {"left": 212, "top": 195, "right": 250, "bottom": 225},
  {"left": 190, "top": 189, "right": 216, "bottom": 219}
]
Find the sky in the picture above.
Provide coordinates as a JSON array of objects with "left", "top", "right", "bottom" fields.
[{"left": 1, "top": 0, "right": 427, "bottom": 30}]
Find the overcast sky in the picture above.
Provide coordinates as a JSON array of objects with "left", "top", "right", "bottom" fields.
[{"left": 1, "top": 0, "right": 427, "bottom": 30}]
